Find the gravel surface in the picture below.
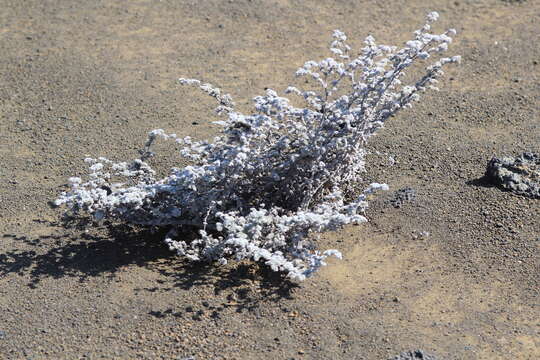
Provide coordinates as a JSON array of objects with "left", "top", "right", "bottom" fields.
[{"left": 1, "top": 0, "right": 539, "bottom": 359}]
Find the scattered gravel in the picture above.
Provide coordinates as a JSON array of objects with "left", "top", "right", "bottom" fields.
[{"left": 0, "top": 1, "right": 538, "bottom": 359}]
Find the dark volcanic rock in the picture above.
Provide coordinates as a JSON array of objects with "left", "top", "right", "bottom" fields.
[
  {"left": 389, "top": 349, "right": 440, "bottom": 360},
  {"left": 485, "top": 152, "right": 540, "bottom": 199},
  {"left": 390, "top": 187, "right": 417, "bottom": 208}
]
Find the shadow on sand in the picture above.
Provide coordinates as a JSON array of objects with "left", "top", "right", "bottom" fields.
[
  {"left": 465, "top": 175, "right": 497, "bottom": 189},
  {"left": 0, "top": 217, "right": 297, "bottom": 312}
]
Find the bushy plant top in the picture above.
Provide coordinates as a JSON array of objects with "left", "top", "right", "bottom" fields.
[{"left": 56, "top": 12, "right": 459, "bottom": 281}]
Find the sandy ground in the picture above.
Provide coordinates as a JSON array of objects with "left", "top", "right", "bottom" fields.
[{"left": 0, "top": 0, "right": 538, "bottom": 359}]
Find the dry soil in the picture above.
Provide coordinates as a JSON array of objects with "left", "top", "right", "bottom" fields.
[{"left": 0, "top": 0, "right": 539, "bottom": 359}]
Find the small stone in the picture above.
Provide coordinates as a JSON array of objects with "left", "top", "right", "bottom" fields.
[
  {"left": 390, "top": 187, "right": 416, "bottom": 208},
  {"left": 389, "top": 349, "right": 439, "bottom": 360},
  {"left": 288, "top": 311, "right": 299, "bottom": 318},
  {"left": 0, "top": 330, "right": 5, "bottom": 339},
  {"left": 485, "top": 153, "right": 540, "bottom": 199}
]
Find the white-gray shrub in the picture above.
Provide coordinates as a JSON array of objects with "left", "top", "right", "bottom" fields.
[{"left": 56, "top": 12, "right": 459, "bottom": 281}]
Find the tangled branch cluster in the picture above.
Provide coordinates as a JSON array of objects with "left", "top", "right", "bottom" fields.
[{"left": 56, "top": 12, "right": 459, "bottom": 281}]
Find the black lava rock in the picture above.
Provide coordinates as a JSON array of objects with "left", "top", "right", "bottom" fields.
[
  {"left": 485, "top": 152, "right": 539, "bottom": 199},
  {"left": 389, "top": 349, "right": 439, "bottom": 360}
]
